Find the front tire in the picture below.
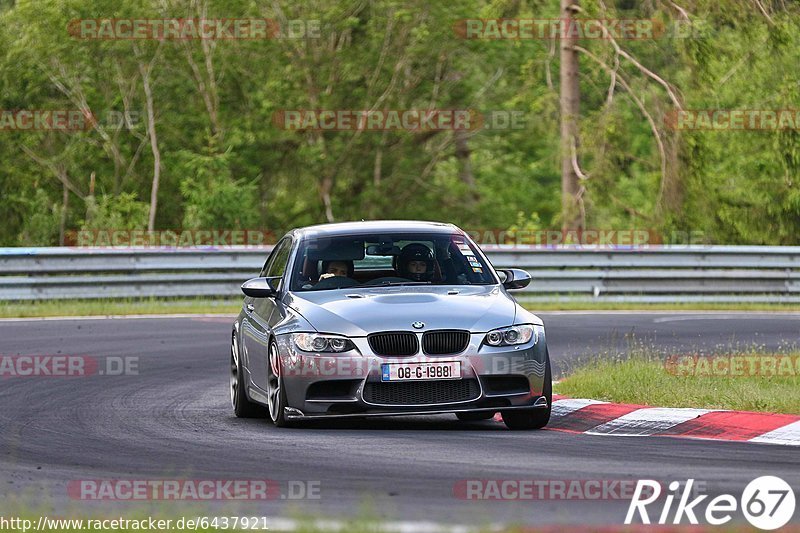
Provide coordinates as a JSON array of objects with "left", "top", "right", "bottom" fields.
[
  {"left": 267, "top": 340, "right": 292, "bottom": 427},
  {"left": 502, "top": 353, "right": 552, "bottom": 430},
  {"left": 231, "top": 332, "right": 265, "bottom": 418}
]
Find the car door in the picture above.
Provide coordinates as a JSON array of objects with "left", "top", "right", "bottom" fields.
[{"left": 242, "top": 237, "right": 293, "bottom": 393}]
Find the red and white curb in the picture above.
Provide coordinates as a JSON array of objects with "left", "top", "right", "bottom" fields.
[
  {"left": 539, "top": 397, "right": 800, "bottom": 446},
  {"left": 493, "top": 397, "right": 800, "bottom": 446}
]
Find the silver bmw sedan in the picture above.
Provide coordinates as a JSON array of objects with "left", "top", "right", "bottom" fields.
[{"left": 230, "top": 220, "right": 551, "bottom": 430}]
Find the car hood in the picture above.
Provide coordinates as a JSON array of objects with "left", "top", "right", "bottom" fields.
[{"left": 284, "top": 285, "right": 531, "bottom": 337}]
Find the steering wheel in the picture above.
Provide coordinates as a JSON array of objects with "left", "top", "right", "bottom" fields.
[{"left": 309, "top": 276, "right": 360, "bottom": 290}]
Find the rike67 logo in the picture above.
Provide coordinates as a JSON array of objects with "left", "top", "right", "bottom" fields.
[{"left": 626, "top": 476, "right": 796, "bottom": 530}]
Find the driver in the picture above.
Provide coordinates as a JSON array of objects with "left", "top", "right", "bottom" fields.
[
  {"left": 319, "top": 260, "right": 353, "bottom": 280},
  {"left": 398, "top": 243, "right": 435, "bottom": 282}
]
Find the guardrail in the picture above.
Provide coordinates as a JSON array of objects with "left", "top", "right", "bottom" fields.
[{"left": 1, "top": 246, "right": 799, "bottom": 302}]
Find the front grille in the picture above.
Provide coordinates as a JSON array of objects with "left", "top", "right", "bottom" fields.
[
  {"left": 363, "top": 378, "right": 480, "bottom": 405},
  {"left": 422, "top": 330, "right": 470, "bottom": 355},
  {"left": 368, "top": 332, "right": 419, "bottom": 356}
]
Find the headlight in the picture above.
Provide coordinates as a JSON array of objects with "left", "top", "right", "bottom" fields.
[
  {"left": 484, "top": 325, "right": 541, "bottom": 346},
  {"left": 292, "top": 333, "right": 355, "bottom": 353}
]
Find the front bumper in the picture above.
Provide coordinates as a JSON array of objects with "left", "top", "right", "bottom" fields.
[
  {"left": 282, "top": 400, "right": 548, "bottom": 421},
  {"left": 274, "top": 330, "right": 548, "bottom": 420}
]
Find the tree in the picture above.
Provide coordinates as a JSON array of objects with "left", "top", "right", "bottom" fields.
[{"left": 560, "top": 0, "right": 582, "bottom": 231}]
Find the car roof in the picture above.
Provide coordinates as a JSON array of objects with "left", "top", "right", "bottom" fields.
[{"left": 290, "top": 220, "right": 462, "bottom": 239}]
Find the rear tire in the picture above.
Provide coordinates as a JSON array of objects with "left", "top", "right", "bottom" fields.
[
  {"left": 456, "top": 412, "right": 495, "bottom": 421},
  {"left": 231, "top": 332, "right": 265, "bottom": 418},
  {"left": 502, "top": 353, "right": 552, "bottom": 430}
]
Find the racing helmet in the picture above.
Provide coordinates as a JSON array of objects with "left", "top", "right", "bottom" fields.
[{"left": 398, "top": 243, "right": 435, "bottom": 282}]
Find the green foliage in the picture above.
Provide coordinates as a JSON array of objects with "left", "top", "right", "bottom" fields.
[
  {"left": 176, "top": 149, "right": 258, "bottom": 229},
  {"left": 0, "top": 0, "right": 798, "bottom": 245},
  {"left": 81, "top": 193, "right": 149, "bottom": 230},
  {"left": 17, "top": 189, "right": 62, "bottom": 246}
]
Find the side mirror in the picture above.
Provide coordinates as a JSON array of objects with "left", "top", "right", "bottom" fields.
[
  {"left": 241, "top": 277, "right": 281, "bottom": 298},
  {"left": 497, "top": 268, "right": 531, "bottom": 290}
]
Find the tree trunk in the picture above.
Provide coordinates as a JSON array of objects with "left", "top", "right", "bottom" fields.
[
  {"left": 140, "top": 60, "right": 161, "bottom": 232},
  {"left": 320, "top": 174, "right": 335, "bottom": 223},
  {"left": 454, "top": 128, "right": 479, "bottom": 203},
  {"left": 560, "top": 0, "right": 582, "bottom": 231},
  {"left": 59, "top": 183, "right": 68, "bottom": 246}
]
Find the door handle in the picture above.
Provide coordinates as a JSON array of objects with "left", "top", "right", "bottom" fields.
[{"left": 246, "top": 304, "right": 255, "bottom": 312}]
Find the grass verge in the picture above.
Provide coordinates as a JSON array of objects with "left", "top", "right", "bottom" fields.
[
  {"left": 555, "top": 353, "right": 800, "bottom": 414},
  {"left": 2, "top": 298, "right": 800, "bottom": 318},
  {"left": 0, "top": 298, "right": 241, "bottom": 318}
]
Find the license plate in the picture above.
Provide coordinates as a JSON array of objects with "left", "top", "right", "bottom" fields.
[{"left": 381, "top": 362, "right": 461, "bottom": 381}]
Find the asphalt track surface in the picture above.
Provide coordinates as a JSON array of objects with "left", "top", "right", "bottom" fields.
[{"left": 1, "top": 312, "right": 799, "bottom": 527}]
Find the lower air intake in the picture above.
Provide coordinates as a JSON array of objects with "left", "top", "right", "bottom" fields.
[{"left": 363, "top": 379, "right": 480, "bottom": 405}]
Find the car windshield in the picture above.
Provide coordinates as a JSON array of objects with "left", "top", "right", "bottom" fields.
[{"left": 290, "top": 232, "right": 497, "bottom": 291}]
